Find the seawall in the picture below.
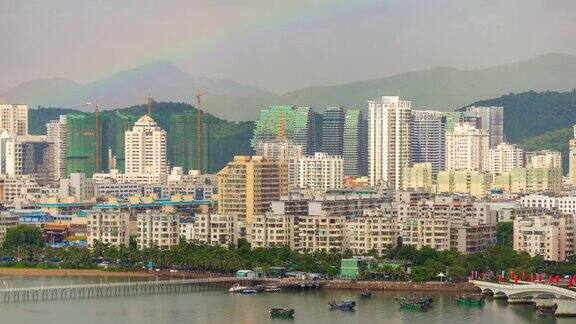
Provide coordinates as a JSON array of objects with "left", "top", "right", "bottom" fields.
[{"left": 324, "top": 280, "right": 477, "bottom": 292}]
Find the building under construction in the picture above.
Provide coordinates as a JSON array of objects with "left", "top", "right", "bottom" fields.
[
  {"left": 105, "top": 112, "right": 138, "bottom": 173},
  {"left": 251, "top": 105, "right": 316, "bottom": 155},
  {"left": 168, "top": 110, "right": 209, "bottom": 173},
  {"left": 66, "top": 114, "right": 109, "bottom": 177}
]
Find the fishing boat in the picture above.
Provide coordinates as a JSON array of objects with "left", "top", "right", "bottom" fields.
[
  {"left": 536, "top": 304, "right": 557, "bottom": 316},
  {"left": 328, "top": 300, "right": 356, "bottom": 311},
  {"left": 269, "top": 308, "right": 295, "bottom": 319},
  {"left": 397, "top": 297, "right": 432, "bottom": 311},
  {"left": 457, "top": 294, "right": 485, "bottom": 306},
  {"left": 228, "top": 284, "right": 248, "bottom": 293},
  {"left": 360, "top": 289, "right": 372, "bottom": 299}
]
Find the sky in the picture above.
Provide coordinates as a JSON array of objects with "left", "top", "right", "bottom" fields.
[{"left": 1, "top": 0, "right": 576, "bottom": 93}]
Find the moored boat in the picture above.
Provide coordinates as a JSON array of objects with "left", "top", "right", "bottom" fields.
[
  {"left": 329, "top": 300, "right": 356, "bottom": 311},
  {"left": 397, "top": 296, "right": 432, "bottom": 311},
  {"left": 242, "top": 288, "right": 258, "bottom": 294},
  {"left": 269, "top": 308, "right": 295, "bottom": 319},
  {"left": 228, "top": 284, "right": 248, "bottom": 293},
  {"left": 457, "top": 294, "right": 485, "bottom": 306},
  {"left": 360, "top": 289, "right": 372, "bottom": 299}
]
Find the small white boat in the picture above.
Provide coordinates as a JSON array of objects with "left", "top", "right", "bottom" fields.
[
  {"left": 228, "top": 284, "right": 249, "bottom": 293},
  {"left": 265, "top": 287, "right": 281, "bottom": 292}
]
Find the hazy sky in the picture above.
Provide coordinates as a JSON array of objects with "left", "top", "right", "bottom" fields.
[{"left": 1, "top": 0, "right": 576, "bottom": 93}]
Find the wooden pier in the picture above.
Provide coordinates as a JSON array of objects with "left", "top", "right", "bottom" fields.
[{"left": 0, "top": 277, "right": 271, "bottom": 303}]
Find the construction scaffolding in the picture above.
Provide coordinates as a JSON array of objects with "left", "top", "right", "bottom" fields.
[{"left": 168, "top": 110, "right": 209, "bottom": 173}]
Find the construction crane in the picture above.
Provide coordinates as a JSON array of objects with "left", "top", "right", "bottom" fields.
[{"left": 195, "top": 90, "right": 207, "bottom": 173}]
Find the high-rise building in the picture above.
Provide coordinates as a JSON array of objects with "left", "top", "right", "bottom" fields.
[
  {"left": 252, "top": 105, "right": 316, "bottom": 155},
  {"left": 297, "top": 152, "right": 343, "bottom": 193},
  {"left": 487, "top": 142, "right": 525, "bottom": 175},
  {"left": 464, "top": 106, "right": 504, "bottom": 147},
  {"left": 168, "top": 110, "right": 209, "bottom": 173},
  {"left": 410, "top": 110, "right": 446, "bottom": 174},
  {"left": 570, "top": 125, "right": 576, "bottom": 186},
  {"left": 343, "top": 110, "right": 367, "bottom": 176},
  {"left": 125, "top": 115, "right": 168, "bottom": 176},
  {"left": 445, "top": 122, "right": 489, "bottom": 171},
  {"left": 46, "top": 115, "right": 67, "bottom": 182},
  {"left": 322, "top": 107, "right": 345, "bottom": 156},
  {"left": 66, "top": 114, "right": 109, "bottom": 177},
  {"left": 2, "top": 134, "right": 54, "bottom": 185},
  {"left": 217, "top": 156, "right": 287, "bottom": 226},
  {"left": 368, "top": 96, "right": 411, "bottom": 189},
  {"left": 527, "top": 150, "right": 562, "bottom": 169},
  {"left": 0, "top": 103, "right": 28, "bottom": 136}
]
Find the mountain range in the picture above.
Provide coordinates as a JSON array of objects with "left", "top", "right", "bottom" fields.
[{"left": 3, "top": 53, "right": 576, "bottom": 121}]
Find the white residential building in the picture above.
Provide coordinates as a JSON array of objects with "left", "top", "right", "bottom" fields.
[
  {"left": 297, "top": 152, "right": 343, "bottom": 192},
  {"left": 59, "top": 173, "right": 94, "bottom": 201},
  {"left": 193, "top": 213, "right": 237, "bottom": 246},
  {"left": 179, "top": 219, "right": 195, "bottom": 242},
  {"left": 368, "top": 96, "right": 411, "bottom": 189},
  {"left": 136, "top": 212, "right": 180, "bottom": 249},
  {"left": 526, "top": 150, "right": 562, "bottom": 169},
  {"left": 445, "top": 122, "right": 489, "bottom": 171},
  {"left": 125, "top": 115, "right": 168, "bottom": 178},
  {"left": 0, "top": 103, "right": 28, "bottom": 136},
  {"left": 86, "top": 210, "right": 136, "bottom": 248},
  {"left": 487, "top": 142, "right": 525, "bottom": 174},
  {"left": 46, "top": 115, "right": 67, "bottom": 181}
]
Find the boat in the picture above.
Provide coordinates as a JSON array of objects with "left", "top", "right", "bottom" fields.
[
  {"left": 228, "top": 284, "right": 248, "bottom": 293},
  {"left": 397, "top": 297, "right": 432, "bottom": 311},
  {"left": 269, "top": 308, "right": 295, "bottom": 319},
  {"left": 328, "top": 300, "right": 356, "bottom": 311},
  {"left": 265, "top": 286, "right": 282, "bottom": 292},
  {"left": 457, "top": 294, "right": 485, "bottom": 306},
  {"left": 252, "top": 285, "right": 266, "bottom": 292},
  {"left": 536, "top": 304, "right": 557, "bottom": 316},
  {"left": 360, "top": 289, "right": 372, "bottom": 299},
  {"left": 242, "top": 288, "right": 259, "bottom": 294}
]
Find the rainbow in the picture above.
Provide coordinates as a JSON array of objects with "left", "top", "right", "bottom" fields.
[{"left": 139, "top": 0, "right": 379, "bottom": 65}]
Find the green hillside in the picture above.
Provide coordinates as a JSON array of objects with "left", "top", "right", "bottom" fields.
[
  {"left": 464, "top": 90, "right": 576, "bottom": 171},
  {"left": 29, "top": 102, "right": 255, "bottom": 173}
]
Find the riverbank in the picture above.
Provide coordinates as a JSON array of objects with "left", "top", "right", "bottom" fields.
[
  {"left": 324, "top": 280, "right": 477, "bottom": 292},
  {"left": 0, "top": 268, "right": 155, "bottom": 278}
]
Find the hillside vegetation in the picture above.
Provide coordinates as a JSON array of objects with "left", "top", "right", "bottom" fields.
[{"left": 29, "top": 102, "right": 255, "bottom": 173}]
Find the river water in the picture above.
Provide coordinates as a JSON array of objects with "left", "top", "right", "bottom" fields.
[{"left": 0, "top": 276, "right": 571, "bottom": 324}]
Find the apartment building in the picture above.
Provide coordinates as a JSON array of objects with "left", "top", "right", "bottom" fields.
[
  {"left": 251, "top": 213, "right": 298, "bottom": 249},
  {"left": 526, "top": 150, "right": 562, "bottom": 168},
  {"left": 436, "top": 170, "right": 493, "bottom": 198},
  {"left": 86, "top": 210, "right": 136, "bottom": 248},
  {"left": 487, "top": 142, "right": 525, "bottom": 174},
  {"left": 514, "top": 212, "right": 574, "bottom": 261},
  {"left": 445, "top": 122, "right": 489, "bottom": 171},
  {"left": 402, "top": 163, "right": 433, "bottom": 193},
  {"left": 193, "top": 213, "right": 238, "bottom": 246},
  {"left": 297, "top": 152, "right": 343, "bottom": 193},
  {"left": 344, "top": 206, "right": 397, "bottom": 256},
  {"left": 0, "top": 103, "right": 28, "bottom": 136},
  {"left": 136, "top": 212, "right": 180, "bottom": 249}
]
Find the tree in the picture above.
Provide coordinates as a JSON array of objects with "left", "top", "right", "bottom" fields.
[
  {"left": 496, "top": 222, "right": 513, "bottom": 247},
  {"left": 2, "top": 225, "right": 43, "bottom": 259}
]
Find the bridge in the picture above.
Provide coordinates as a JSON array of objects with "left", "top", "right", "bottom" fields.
[
  {"left": 469, "top": 279, "right": 576, "bottom": 299},
  {"left": 470, "top": 279, "right": 576, "bottom": 316},
  {"left": 0, "top": 277, "right": 276, "bottom": 303}
]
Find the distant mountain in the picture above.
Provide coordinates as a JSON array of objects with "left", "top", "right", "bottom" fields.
[
  {"left": 4, "top": 53, "right": 576, "bottom": 121},
  {"left": 1, "top": 61, "right": 276, "bottom": 120},
  {"left": 279, "top": 53, "right": 576, "bottom": 111}
]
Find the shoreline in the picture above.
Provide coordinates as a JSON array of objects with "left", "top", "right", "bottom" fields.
[
  {"left": 0, "top": 268, "right": 155, "bottom": 278},
  {"left": 324, "top": 280, "right": 477, "bottom": 292}
]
